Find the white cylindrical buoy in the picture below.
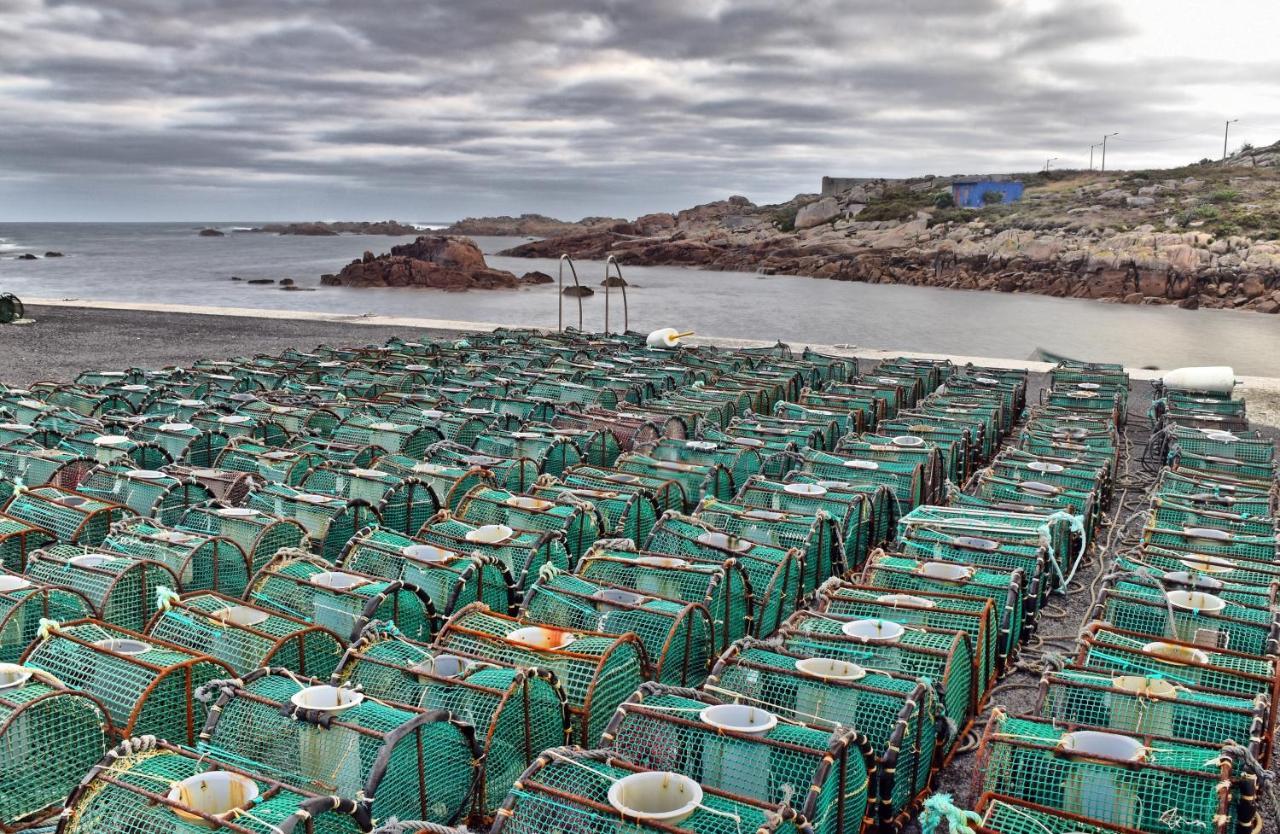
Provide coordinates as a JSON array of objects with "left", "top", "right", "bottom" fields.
[
  {"left": 646, "top": 328, "right": 694, "bottom": 349},
  {"left": 1162, "top": 366, "right": 1236, "bottom": 394}
]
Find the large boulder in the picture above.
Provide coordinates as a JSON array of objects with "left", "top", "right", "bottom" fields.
[
  {"left": 794, "top": 197, "right": 841, "bottom": 230},
  {"left": 322, "top": 235, "right": 520, "bottom": 290}
]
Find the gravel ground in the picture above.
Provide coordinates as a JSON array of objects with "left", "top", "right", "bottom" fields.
[
  {"left": 2, "top": 304, "right": 1275, "bottom": 831},
  {"left": 0, "top": 305, "right": 460, "bottom": 386}
]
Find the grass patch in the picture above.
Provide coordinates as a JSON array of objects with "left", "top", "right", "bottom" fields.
[{"left": 1209, "top": 189, "right": 1241, "bottom": 204}]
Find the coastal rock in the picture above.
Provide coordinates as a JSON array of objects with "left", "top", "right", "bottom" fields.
[
  {"left": 44, "top": 251, "right": 63, "bottom": 257},
  {"left": 198, "top": 228, "right": 225, "bottom": 237},
  {"left": 256, "top": 220, "right": 419, "bottom": 236},
  {"left": 16, "top": 253, "right": 37, "bottom": 260},
  {"left": 794, "top": 197, "right": 841, "bottom": 229},
  {"left": 562, "top": 285, "right": 595, "bottom": 297},
  {"left": 246, "top": 278, "right": 275, "bottom": 285},
  {"left": 601, "top": 275, "right": 628, "bottom": 287},
  {"left": 280, "top": 278, "right": 294, "bottom": 286},
  {"left": 322, "top": 235, "right": 520, "bottom": 290},
  {"left": 519, "top": 271, "right": 554, "bottom": 285}
]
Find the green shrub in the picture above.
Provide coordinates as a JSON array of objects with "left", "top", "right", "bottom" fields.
[
  {"left": 772, "top": 205, "right": 799, "bottom": 232},
  {"left": 1208, "top": 189, "right": 1240, "bottom": 204},
  {"left": 1212, "top": 222, "right": 1241, "bottom": 238},
  {"left": 981, "top": 190, "right": 1005, "bottom": 205},
  {"left": 926, "top": 207, "right": 979, "bottom": 228},
  {"left": 857, "top": 200, "right": 917, "bottom": 222},
  {"left": 933, "top": 191, "right": 956, "bottom": 209}
]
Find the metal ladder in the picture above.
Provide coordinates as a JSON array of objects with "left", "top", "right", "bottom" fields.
[{"left": 557, "top": 254, "right": 629, "bottom": 334}]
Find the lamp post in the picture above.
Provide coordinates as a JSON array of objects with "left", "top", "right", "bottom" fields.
[
  {"left": 1089, "top": 144, "right": 1100, "bottom": 171},
  {"left": 1223, "top": 119, "right": 1238, "bottom": 161},
  {"left": 1100, "top": 133, "right": 1118, "bottom": 172},
  {"left": 1044, "top": 157, "right": 1059, "bottom": 172}
]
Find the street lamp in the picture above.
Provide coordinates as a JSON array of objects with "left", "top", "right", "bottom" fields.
[
  {"left": 1089, "top": 144, "right": 1101, "bottom": 171},
  {"left": 1223, "top": 119, "right": 1238, "bottom": 161},
  {"left": 1044, "top": 157, "right": 1059, "bottom": 172},
  {"left": 1100, "top": 133, "right": 1119, "bottom": 172}
]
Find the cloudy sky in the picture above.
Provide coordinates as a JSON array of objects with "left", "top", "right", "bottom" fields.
[{"left": 3, "top": 0, "right": 1280, "bottom": 221}]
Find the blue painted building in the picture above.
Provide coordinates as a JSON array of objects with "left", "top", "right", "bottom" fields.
[{"left": 951, "top": 179, "right": 1024, "bottom": 208}]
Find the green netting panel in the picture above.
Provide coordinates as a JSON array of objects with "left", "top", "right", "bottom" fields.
[
  {"left": 1038, "top": 666, "right": 1267, "bottom": 749},
  {"left": 433, "top": 603, "right": 644, "bottom": 746},
  {"left": 0, "top": 513, "right": 57, "bottom": 574},
  {"left": 101, "top": 518, "right": 250, "bottom": 596},
  {"left": 562, "top": 464, "right": 685, "bottom": 515},
  {"left": 735, "top": 476, "right": 873, "bottom": 572},
  {"left": 897, "top": 528, "right": 1052, "bottom": 611},
  {"left": 695, "top": 498, "right": 842, "bottom": 595},
  {"left": 780, "top": 610, "right": 974, "bottom": 756},
  {"left": 527, "top": 423, "right": 621, "bottom": 468},
  {"left": 382, "top": 405, "right": 492, "bottom": 448},
  {"left": 178, "top": 505, "right": 308, "bottom": 574},
  {"left": 975, "top": 793, "right": 1139, "bottom": 834},
  {"left": 990, "top": 453, "right": 1109, "bottom": 504},
  {"left": 835, "top": 436, "right": 947, "bottom": 504},
  {"left": 218, "top": 440, "right": 322, "bottom": 485},
  {"left": 247, "top": 484, "right": 379, "bottom": 563},
  {"left": 76, "top": 465, "right": 214, "bottom": 526},
  {"left": 0, "top": 446, "right": 95, "bottom": 505},
  {"left": 861, "top": 554, "right": 1028, "bottom": 655},
  {"left": 474, "top": 433, "right": 584, "bottom": 479},
  {"left": 129, "top": 421, "right": 229, "bottom": 468},
  {"left": 338, "top": 526, "right": 516, "bottom": 618},
  {"left": 521, "top": 379, "right": 618, "bottom": 410},
  {"left": 302, "top": 466, "right": 441, "bottom": 538},
  {"left": 245, "top": 550, "right": 437, "bottom": 643},
  {"left": 602, "top": 685, "right": 870, "bottom": 834},
  {"left": 238, "top": 399, "right": 341, "bottom": 438},
  {"left": 645, "top": 513, "right": 802, "bottom": 638},
  {"left": 333, "top": 625, "right": 570, "bottom": 820},
  {"left": 528, "top": 477, "right": 660, "bottom": 543},
  {"left": 454, "top": 486, "right": 601, "bottom": 565},
  {"left": 784, "top": 474, "right": 896, "bottom": 551},
  {"left": 1169, "top": 451, "right": 1275, "bottom": 487},
  {"left": 1091, "top": 580, "right": 1278, "bottom": 658},
  {"left": 416, "top": 513, "right": 569, "bottom": 593},
  {"left": 0, "top": 664, "right": 107, "bottom": 830},
  {"left": 22, "top": 619, "right": 230, "bottom": 743},
  {"left": 190, "top": 411, "right": 284, "bottom": 445},
  {"left": 615, "top": 452, "right": 735, "bottom": 507},
  {"left": 419, "top": 444, "right": 540, "bottom": 495},
  {"left": 1076, "top": 624, "right": 1277, "bottom": 701},
  {"left": 798, "top": 449, "right": 925, "bottom": 512},
  {"left": 521, "top": 572, "right": 712, "bottom": 687},
  {"left": 557, "top": 407, "right": 688, "bottom": 454},
  {"left": 24, "top": 546, "right": 178, "bottom": 632},
  {"left": 332, "top": 415, "right": 442, "bottom": 458},
  {"left": 650, "top": 439, "right": 763, "bottom": 494},
  {"left": 1152, "top": 470, "right": 1275, "bottom": 518},
  {"left": 1140, "top": 524, "right": 1276, "bottom": 565},
  {"left": 61, "top": 740, "right": 367, "bottom": 834},
  {"left": 816, "top": 582, "right": 999, "bottom": 695},
  {"left": 1166, "top": 427, "right": 1274, "bottom": 465},
  {"left": 165, "top": 464, "right": 262, "bottom": 506},
  {"left": 492, "top": 748, "right": 811, "bottom": 834},
  {"left": 374, "top": 455, "right": 494, "bottom": 512},
  {"left": 974, "top": 712, "right": 1248, "bottom": 834},
  {"left": 706, "top": 639, "right": 937, "bottom": 828},
  {"left": 0, "top": 571, "right": 93, "bottom": 663},
  {"left": 967, "top": 476, "right": 1098, "bottom": 534},
  {"left": 3, "top": 487, "right": 134, "bottom": 546},
  {"left": 199, "top": 670, "right": 477, "bottom": 825},
  {"left": 146, "top": 592, "right": 344, "bottom": 677},
  {"left": 1123, "top": 546, "right": 1280, "bottom": 600},
  {"left": 576, "top": 545, "right": 752, "bottom": 654},
  {"left": 1147, "top": 500, "right": 1275, "bottom": 539}
]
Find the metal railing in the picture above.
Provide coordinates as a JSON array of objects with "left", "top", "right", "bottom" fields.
[
  {"left": 603, "top": 255, "right": 629, "bottom": 334},
  {"left": 557, "top": 255, "right": 583, "bottom": 332}
]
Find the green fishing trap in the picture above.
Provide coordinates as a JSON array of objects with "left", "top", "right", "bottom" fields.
[
  {"left": 973, "top": 792, "right": 1138, "bottom": 834},
  {"left": 301, "top": 464, "right": 441, "bottom": 538},
  {"left": 454, "top": 485, "right": 602, "bottom": 563},
  {"left": 1153, "top": 469, "right": 1275, "bottom": 517},
  {"left": 779, "top": 609, "right": 975, "bottom": 757},
  {"left": 860, "top": 553, "right": 1027, "bottom": 655},
  {"left": 561, "top": 462, "right": 685, "bottom": 514},
  {"left": 601, "top": 684, "right": 872, "bottom": 834},
  {"left": 695, "top": 497, "right": 842, "bottom": 595},
  {"left": 415, "top": 511, "right": 570, "bottom": 592},
  {"left": 24, "top": 546, "right": 178, "bottom": 631},
  {"left": 0, "top": 570, "right": 92, "bottom": 663},
  {"left": 1122, "top": 547, "right": 1280, "bottom": 601},
  {"left": 178, "top": 503, "right": 308, "bottom": 573},
  {"left": 199, "top": 670, "right": 478, "bottom": 826},
  {"left": 128, "top": 419, "right": 229, "bottom": 468},
  {"left": 0, "top": 512, "right": 56, "bottom": 573},
  {"left": 836, "top": 435, "right": 948, "bottom": 504},
  {"left": 245, "top": 549, "right": 437, "bottom": 643},
  {"left": 491, "top": 748, "right": 812, "bottom": 834},
  {"left": 1140, "top": 523, "right": 1277, "bottom": 566},
  {"left": 146, "top": 591, "right": 344, "bottom": 677},
  {"left": 22, "top": 619, "right": 230, "bottom": 744},
  {"left": 473, "top": 431, "right": 584, "bottom": 478},
  {"left": 527, "top": 476, "right": 660, "bottom": 543},
  {"left": 60, "top": 737, "right": 368, "bottom": 833},
  {"left": 3, "top": 487, "right": 134, "bottom": 547},
  {"left": 75, "top": 465, "right": 213, "bottom": 525},
  {"left": 166, "top": 463, "right": 262, "bottom": 506},
  {"left": 614, "top": 452, "right": 735, "bottom": 506},
  {"left": 332, "top": 624, "right": 571, "bottom": 821},
  {"left": 973, "top": 712, "right": 1254, "bottom": 834},
  {"left": 576, "top": 543, "right": 753, "bottom": 654},
  {"left": 733, "top": 476, "right": 874, "bottom": 570},
  {"left": 706, "top": 638, "right": 939, "bottom": 830},
  {"left": 645, "top": 512, "right": 803, "bottom": 638},
  {"left": 783, "top": 474, "right": 897, "bottom": 550},
  {"left": 338, "top": 526, "right": 516, "bottom": 618},
  {"left": 798, "top": 449, "right": 925, "bottom": 512},
  {"left": 816, "top": 581, "right": 1001, "bottom": 694},
  {"left": 0, "top": 663, "right": 107, "bottom": 831},
  {"left": 246, "top": 484, "right": 379, "bottom": 562},
  {"left": 0, "top": 445, "right": 94, "bottom": 504},
  {"left": 331, "top": 414, "right": 443, "bottom": 458},
  {"left": 217, "top": 439, "right": 325, "bottom": 486},
  {"left": 1037, "top": 666, "right": 1269, "bottom": 752},
  {"left": 419, "top": 443, "right": 539, "bottom": 494},
  {"left": 1089, "top": 578, "right": 1279, "bottom": 657},
  {"left": 523, "top": 422, "right": 621, "bottom": 468},
  {"left": 649, "top": 438, "right": 763, "bottom": 494},
  {"left": 1147, "top": 497, "right": 1275, "bottom": 540},
  {"left": 521, "top": 571, "right": 713, "bottom": 686},
  {"left": 101, "top": 517, "right": 250, "bottom": 596},
  {"left": 1165, "top": 425, "right": 1274, "bottom": 466},
  {"left": 374, "top": 455, "right": 497, "bottom": 511},
  {"left": 433, "top": 603, "right": 644, "bottom": 746},
  {"left": 1169, "top": 450, "right": 1275, "bottom": 487}
]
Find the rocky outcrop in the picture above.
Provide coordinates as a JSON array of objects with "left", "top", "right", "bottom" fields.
[
  {"left": 198, "top": 228, "right": 225, "bottom": 237},
  {"left": 255, "top": 220, "right": 421, "bottom": 236},
  {"left": 16, "top": 253, "right": 36, "bottom": 260},
  {"left": 444, "top": 214, "right": 626, "bottom": 237},
  {"left": 44, "top": 251, "right": 63, "bottom": 257},
  {"left": 519, "top": 271, "right": 554, "bottom": 285},
  {"left": 321, "top": 235, "right": 521, "bottom": 290},
  {"left": 794, "top": 197, "right": 841, "bottom": 229}
]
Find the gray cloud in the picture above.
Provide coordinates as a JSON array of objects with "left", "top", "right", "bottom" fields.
[{"left": 0, "top": 0, "right": 1274, "bottom": 220}]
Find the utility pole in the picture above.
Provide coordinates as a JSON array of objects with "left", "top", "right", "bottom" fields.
[
  {"left": 1089, "top": 144, "right": 1100, "bottom": 171},
  {"left": 1223, "top": 119, "right": 1238, "bottom": 161},
  {"left": 1100, "top": 133, "right": 1118, "bottom": 172},
  {"left": 1044, "top": 157, "right": 1059, "bottom": 172}
]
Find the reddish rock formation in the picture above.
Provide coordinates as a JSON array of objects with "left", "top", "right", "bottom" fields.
[{"left": 321, "top": 235, "right": 520, "bottom": 290}]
